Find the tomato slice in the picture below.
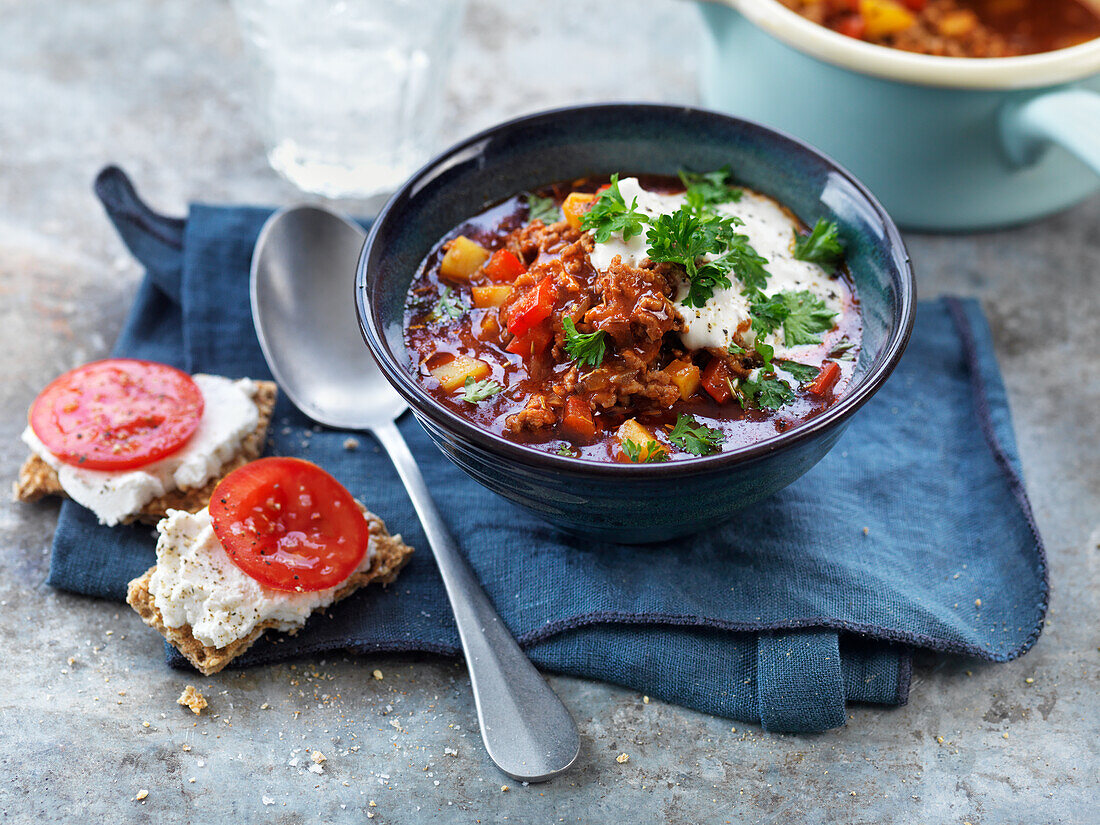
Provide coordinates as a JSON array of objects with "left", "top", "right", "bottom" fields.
[
  {"left": 209, "top": 458, "right": 369, "bottom": 593},
  {"left": 29, "top": 358, "right": 204, "bottom": 471}
]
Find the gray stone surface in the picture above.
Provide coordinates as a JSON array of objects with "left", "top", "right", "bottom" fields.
[{"left": 1, "top": 1, "right": 1097, "bottom": 822}]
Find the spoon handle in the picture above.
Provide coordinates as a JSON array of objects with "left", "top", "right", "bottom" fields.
[{"left": 370, "top": 420, "right": 580, "bottom": 782}]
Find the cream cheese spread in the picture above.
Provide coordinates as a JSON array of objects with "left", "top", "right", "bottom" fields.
[
  {"left": 587, "top": 178, "right": 847, "bottom": 356},
  {"left": 22, "top": 374, "right": 259, "bottom": 526},
  {"left": 148, "top": 507, "right": 375, "bottom": 650}
]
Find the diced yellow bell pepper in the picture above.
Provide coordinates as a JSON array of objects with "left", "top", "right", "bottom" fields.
[
  {"left": 859, "top": 0, "right": 915, "bottom": 39},
  {"left": 440, "top": 236, "right": 490, "bottom": 282},
  {"left": 429, "top": 355, "right": 491, "bottom": 392},
  {"left": 664, "top": 359, "right": 702, "bottom": 402},
  {"left": 616, "top": 419, "right": 667, "bottom": 462},
  {"left": 561, "top": 192, "right": 597, "bottom": 230},
  {"left": 471, "top": 285, "right": 513, "bottom": 308}
]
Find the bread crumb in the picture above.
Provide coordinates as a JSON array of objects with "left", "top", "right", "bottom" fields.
[
  {"left": 1002, "top": 732, "right": 1009, "bottom": 739},
  {"left": 262, "top": 795, "right": 275, "bottom": 805},
  {"left": 501, "top": 785, "right": 509, "bottom": 792},
  {"left": 311, "top": 750, "right": 326, "bottom": 764},
  {"left": 177, "top": 685, "right": 208, "bottom": 715},
  {"left": 862, "top": 526, "right": 869, "bottom": 536},
  {"left": 142, "top": 721, "right": 151, "bottom": 728},
  {"left": 343, "top": 438, "right": 360, "bottom": 451},
  {"left": 372, "top": 670, "right": 383, "bottom": 681},
  {"left": 182, "top": 744, "right": 192, "bottom": 752},
  {"left": 1025, "top": 677, "right": 1034, "bottom": 685},
  {"left": 616, "top": 753, "right": 629, "bottom": 764},
  {"left": 975, "top": 598, "right": 982, "bottom": 608},
  {"left": 135, "top": 789, "right": 148, "bottom": 801},
  {"left": 367, "top": 813, "right": 375, "bottom": 819},
  {"left": 260, "top": 702, "right": 270, "bottom": 709},
  {"left": 369, "top": 800, "right": 377, "bottom": 807},
  {"left": 642, "top": 696, "right": 649, "bottom": 704},
  {"left": 308, "top": 763, "right": 324, "bottom": 775}
]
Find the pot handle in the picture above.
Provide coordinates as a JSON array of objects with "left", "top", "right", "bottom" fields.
[{"left": 1000, "top": 88, "right": 1100, "bottom": 175}]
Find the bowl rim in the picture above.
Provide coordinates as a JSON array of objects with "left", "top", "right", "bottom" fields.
[
  {"left": 356, "top": 102, "right": 916, "bottom": 479},
  {"left": 723, "top": 0, "right": 1100, "bottom": 90}
]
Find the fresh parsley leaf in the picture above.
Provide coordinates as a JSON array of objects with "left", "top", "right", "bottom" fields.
[
  {"left": 646, "top": 205, "right": 748, "bottom": 308},
  {"left": 699, "top": 232, "right": 770, "bottom": 300},
  {"left": 462, "top": 376, "right": 502, "bottom": 404},
  {"left": 779, "top": 290, "right": 837, "bottom": 346},
  {"left": 427, "top": 286, "right": 467, "bottom": 322},
  {"left": 727, "top": 342, "right": 745, "bottom": 355},
  {"left": 562, "top": 318, "right": 609, "bottom": 367},
  {"left": 741, "top": 373, "right": 795, "bottom": 410},
  {"left": 793, "top": 219, "right": 845, "bottom": 275},
  {"left": 525, "top": 193, "right": 561, "bottom": 225},
  {"left": 754, "top": 340, "right": 774, "bottom": 370},
  {"left": 556, "top": 443, "right": 575, "bottom": 457},
  {"left": 749, "top": 290, "right": 836, "bottom": 347},
  {"left": 668, "top": 413, "right": 725, "bottom": 456},
  {"left": 749, "top": 293, "right": 788, "bottom": 339},
  {"left": 580, "top": 173, "right": 649, "bottom": 243},
  {"left": 776, "top": 359, "right": 819, "bottom": 382},
  {"left": 622, "top": 439, "right": 669, "bottom": 463},
  {"left": 679, "top": 165, "right": 743, "bottom": 211},
  {"left": 830, "top": 337, "right": 857, "bottom": 361}
]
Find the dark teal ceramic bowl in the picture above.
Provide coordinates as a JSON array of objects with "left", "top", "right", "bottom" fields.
[{"left": 356, "top": 103, "right": 914, "bottom": 543}]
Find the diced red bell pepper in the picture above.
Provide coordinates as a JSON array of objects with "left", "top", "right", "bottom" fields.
[
  {"left": 506, "top": 277, "right": 555, "bottom": 337},
  {"left": 505, "top": 324, "right": 553, "bottom": 360},
  {"left": 484, "top": 249, "right": 526, "bottom": 283},
  {"left": 807, "top": 361, "right": 842, "bottom": 397},
  {"left": 701, "top": 359, "right": 733, "bottom": 404},
  {"left": 561, "top": 395, "right": 596, "bottom": 441},
  {"left": 836, "top": 13, "right": 867, "bottom": 40}
]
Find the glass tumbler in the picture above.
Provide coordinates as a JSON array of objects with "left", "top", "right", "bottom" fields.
[{"left": 232, "top": 0, "right": 466, "bottom": 198}]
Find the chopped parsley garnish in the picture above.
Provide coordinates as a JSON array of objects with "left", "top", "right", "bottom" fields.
[
  {"left": 622, "top": 439, "right": 670, "bottom": 463},
  {"left": 741, "top": 373, "right": 795, "bottom": 411},
  {"left": 754, "top": 340, "right": 775, "bottom": 370},
  {"left": 581, "top": 173, "right": 649, "bottom": 243},
  {"left": 525, "top": 193, "right": 561, "bottom": 225},
  {"left": 776, "top": 360, "right": 820, "bottom": 383},
  {"left": 562, "top": 318, "right": 609, "bottom": 367},
  {"left": 556, "top": 443, "right": 575, "bottom": 457},
  {"left": 749, "top": 289, "right": 837, "bottom": 346},
  {"left": 830, "top": 337, "right": 857, "bottom": 361},
  {"left": 699, "top": 231, "right": 771, "bottom": 300},
  {"left": 427, "top": 286, "right": 466, "bottom": 322},
  {"left": 646, "top": 205, "right": 764, "bottom": 308},
  {"left": 462, "top": 376, "right": 502, "bottom": 404},
  {"left": 668, "top": 413, "right": 725, "bottom": 456},
  {"left": 727, "top": 342, "right": 746, "bottom": 355},
  {"left": 793, "top": 218, "right": 845, "bottom": 275},
  {"left": 679, "top": 165, "right": 743, "bottom": 211}
]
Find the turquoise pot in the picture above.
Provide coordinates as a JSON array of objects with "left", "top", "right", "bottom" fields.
[{"left": 699, "top": 1, "right": 1100, "bottom": 231}]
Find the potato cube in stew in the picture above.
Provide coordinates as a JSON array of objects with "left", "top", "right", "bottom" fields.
[
  {"left": 440, "top": 236, "right": 490, "bottom": 281},
  {"left": 429, "top": 355, "right": 491, "bottom": 392}
]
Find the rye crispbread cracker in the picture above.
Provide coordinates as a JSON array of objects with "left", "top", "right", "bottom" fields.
[
  {"left": 126, "top": 506, "right": 414, "bottom": 676},
  {"left": 13, "top": 380, "right": 278, "bottom": 524}
]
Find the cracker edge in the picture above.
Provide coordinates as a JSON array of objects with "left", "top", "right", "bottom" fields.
[
  {"left": 125, "top": 507, "right": 414, "bottom": 676},
  {"left": 12, "top": 380, "right": 278, "bottom": 523}
]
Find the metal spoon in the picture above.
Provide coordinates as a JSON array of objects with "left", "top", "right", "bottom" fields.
[{"left": 250, "top": 204, "right": 580, "bottom": 782}]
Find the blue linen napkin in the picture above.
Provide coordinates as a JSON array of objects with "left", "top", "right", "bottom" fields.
[{"left": 43, "top": 167, "right": 1047, "bottom": 733}]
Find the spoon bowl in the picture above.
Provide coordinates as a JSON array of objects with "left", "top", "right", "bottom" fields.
[{"left": 251, "top": 205, "right": 406, "bottom": 429}]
